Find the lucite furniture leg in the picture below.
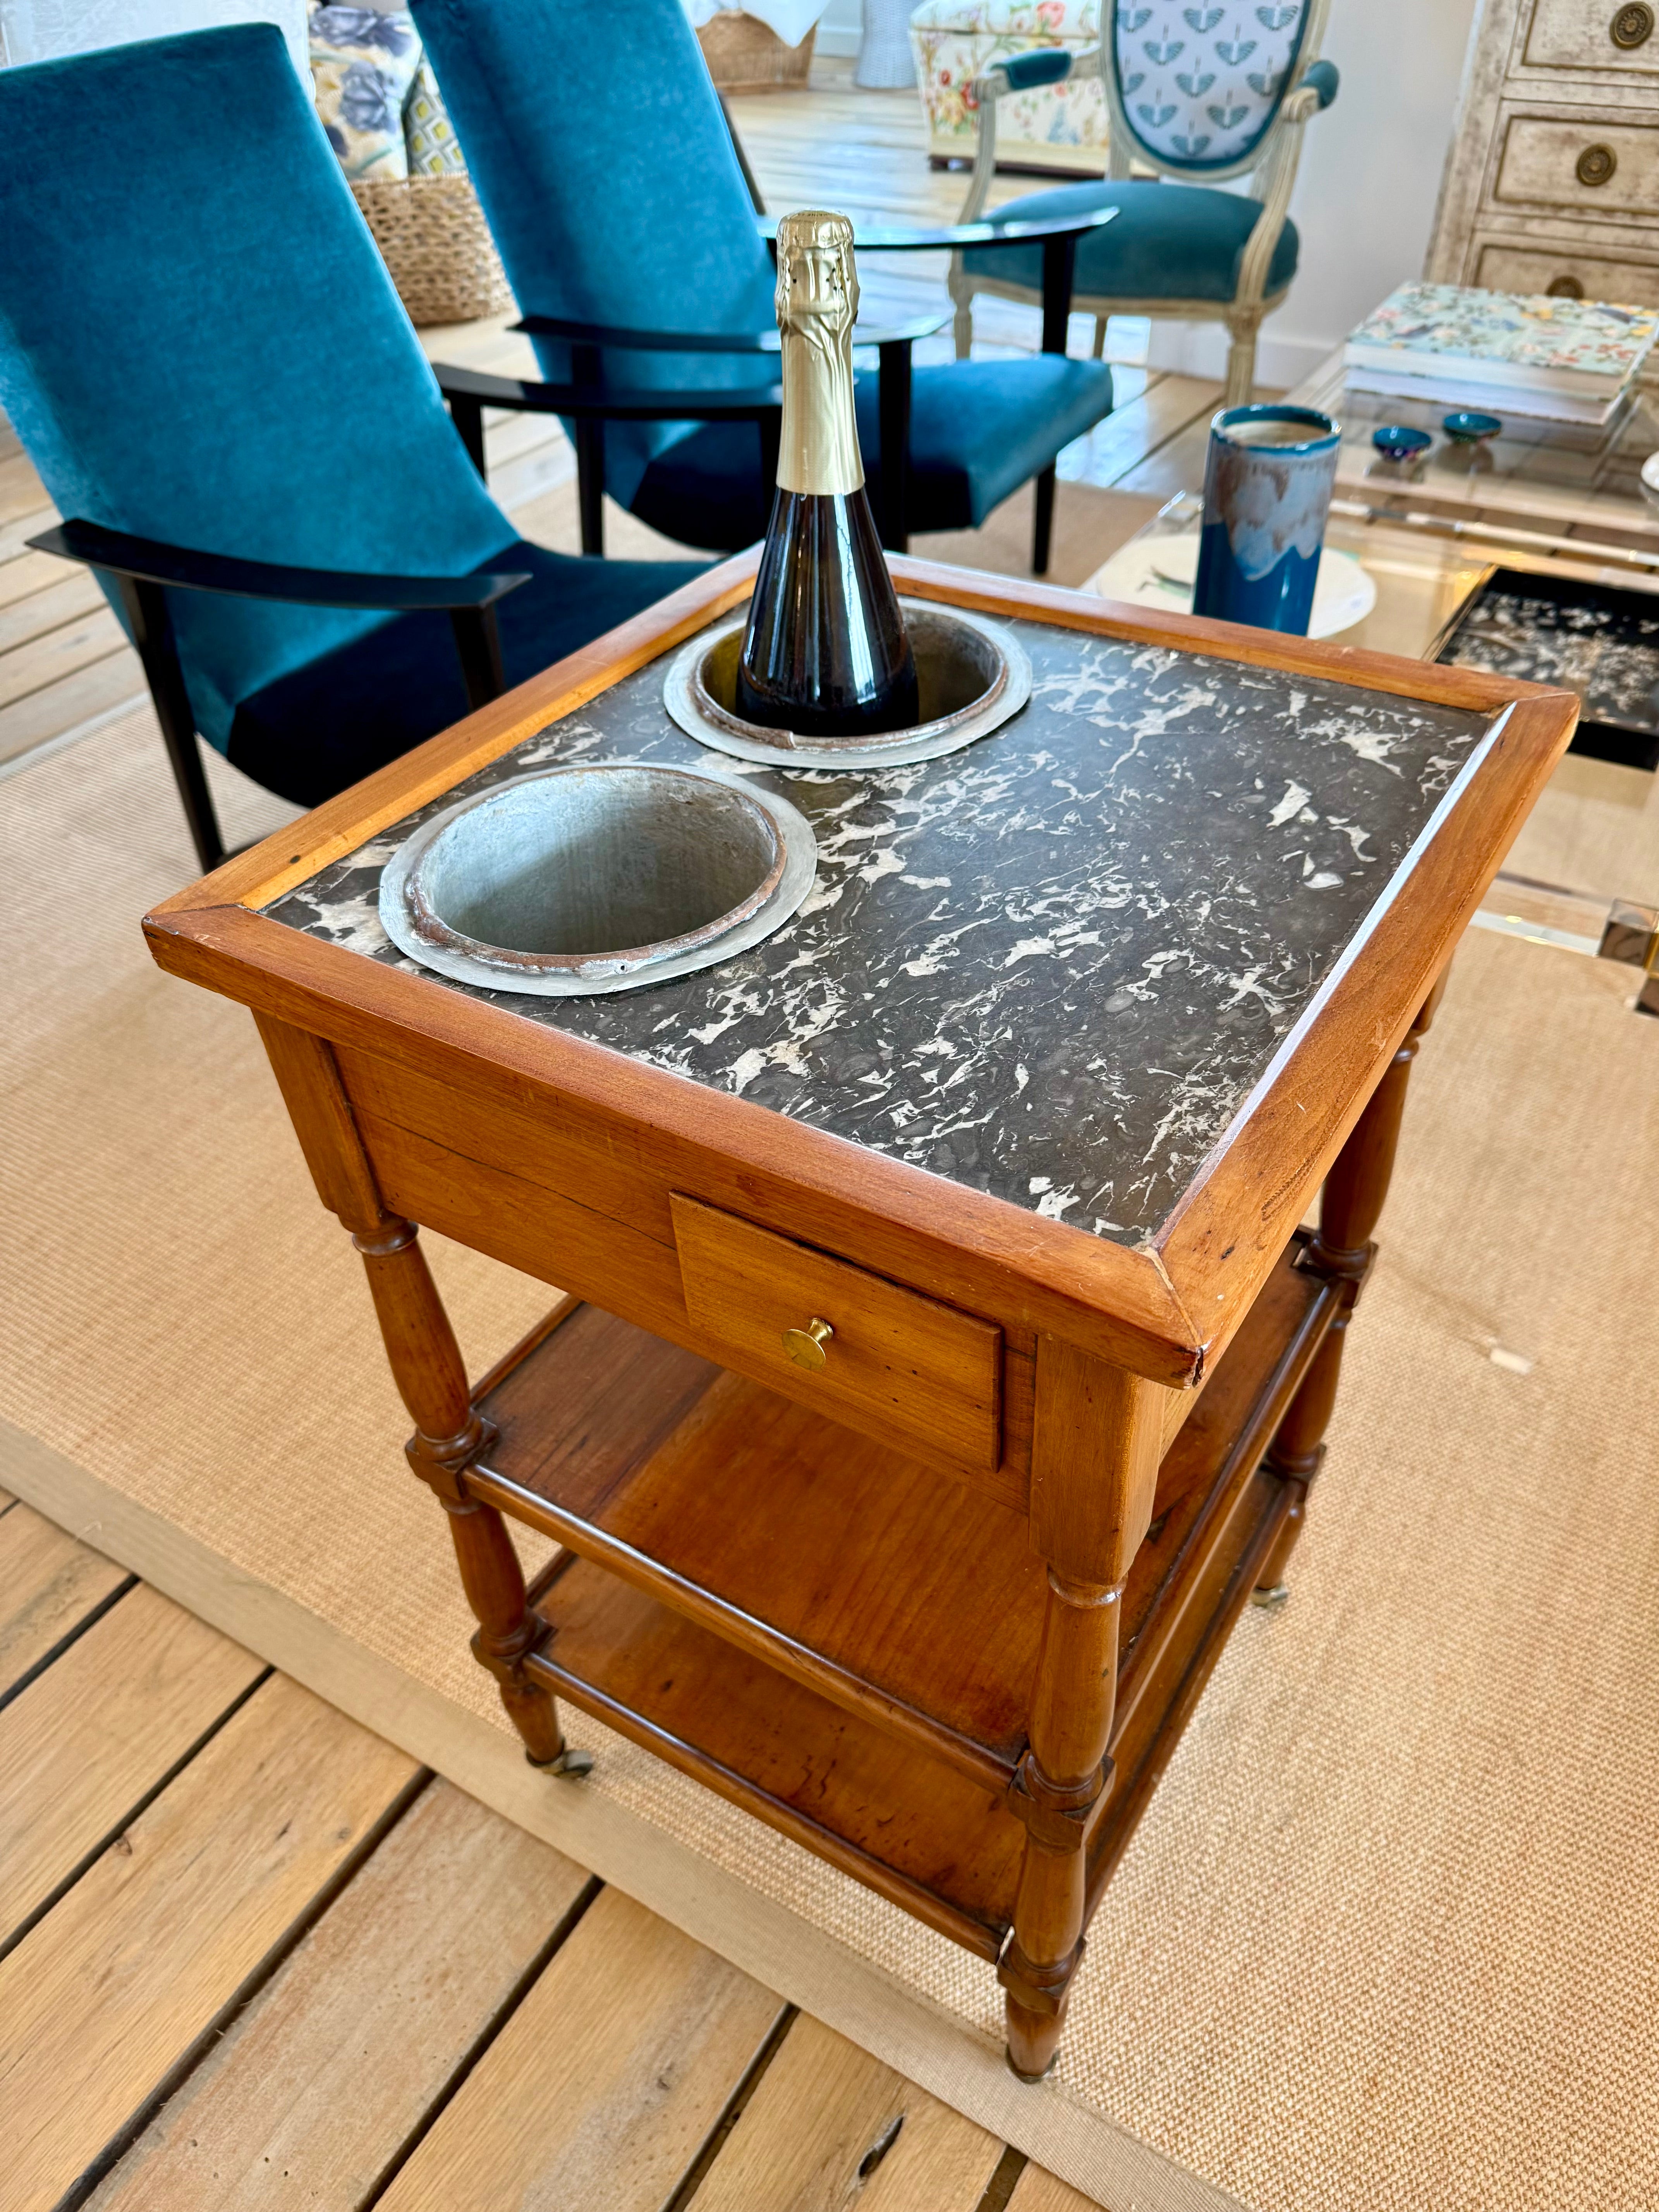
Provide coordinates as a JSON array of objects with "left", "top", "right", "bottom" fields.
[
  {"left": 253, "top": 1015, "right": 586, "bottom": 1774},
  {"left": 1255, "top": 974, "right": 1448, "bottom": 1601},
  {"left": 1001, "top": 1350, "right": 1166, "bottom": 2078}
]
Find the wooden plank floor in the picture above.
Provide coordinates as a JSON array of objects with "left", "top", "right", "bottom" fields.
[
  {"left": 0, "top": 1489, "right": 1097, "bottom": 2212},
  {"left": 0, "top": 55, "right": 1221, "bottom": 780}
]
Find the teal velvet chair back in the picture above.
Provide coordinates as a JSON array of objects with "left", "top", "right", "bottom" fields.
[
  {"left": 408, "top": 0, "right": 779, "bottom": 509},
  {"left": 0, "top": 25, "right": 514, "bottom": 752},
  {"left": 1110, "top": 0, "right": 1314, "bottom": 175}
]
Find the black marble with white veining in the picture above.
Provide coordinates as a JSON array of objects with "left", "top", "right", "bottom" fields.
[
  {"left": 1441, "top": 570, "right": 1659, "bottom": 740},
  {"left": 267, "top": 617, "right": 1490, "bottom": 1246}
]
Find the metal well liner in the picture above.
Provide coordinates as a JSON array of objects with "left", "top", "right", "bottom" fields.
[
  {"left": 663, "top": 599, "right": 1033, "bottom": 770},
  {"left": 379, "top": 761, "right": 818, "bottom": 998}
]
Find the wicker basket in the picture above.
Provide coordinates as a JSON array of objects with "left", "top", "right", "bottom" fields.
[
  {"left": 351, "top": 173, "right": 513, "bottom": 328},
  {"left": 697, "top": 12, "right": 816, "bottom": 91}
]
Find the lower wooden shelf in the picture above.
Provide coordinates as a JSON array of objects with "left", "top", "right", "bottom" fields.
[
  {"left": 465, "top": 1231, "right": 1341, "bottom": 1960},
  {"left": 525, "top": 1562, "right": 1024, "bottom": 1957}
]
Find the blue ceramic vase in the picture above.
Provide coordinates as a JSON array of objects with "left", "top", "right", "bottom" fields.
[{"left": 1192, "top": 404, "right": 1341, "bottom": 636}]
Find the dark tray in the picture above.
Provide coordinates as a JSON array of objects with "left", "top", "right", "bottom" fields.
[{"left": 1433, "top": 565, "right": 1659, "bottom": 773}]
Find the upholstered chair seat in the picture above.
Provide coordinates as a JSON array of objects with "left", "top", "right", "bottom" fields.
[
  {"left": 227, "top": 540, "right": 694, "bottom": 806},
  {"left": 0, "top": 26, "right": 702, "bottom": 863},
  {"left": 630, "top": 353, "right": 1119, "bottom": 551},
  {"left": 408, "top": 0, "right": 1116, "bottom": 572},
  {"left": 962, "top": 177, "right": 1299, "bottom": 307}
]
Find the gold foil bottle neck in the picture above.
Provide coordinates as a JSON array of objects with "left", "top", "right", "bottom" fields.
[{"left": 774, "top": 208, "right": 864, "bottom": 497}]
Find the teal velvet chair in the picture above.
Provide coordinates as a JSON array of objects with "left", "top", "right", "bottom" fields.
[
  {"left": 407, "top": 0, "right": 1117, "bottom": 575},
  {"left": 0, "top": 25, "right": 708, "bottom": 870},
  {"left": 951, "top": 0, "right": 1339, "bottom": 405}
]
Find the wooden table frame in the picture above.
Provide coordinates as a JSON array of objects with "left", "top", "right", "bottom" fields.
[{"left": 145, "top": 554, "right": 1575, "bottom": 2079}]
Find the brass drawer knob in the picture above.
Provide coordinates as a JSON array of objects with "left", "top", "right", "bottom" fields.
[
  {"left": 781, "top": 1316, "right": 834, "bottom": 1370},
  {"left": 1612, "top": 4, "right": 1654, "bottom": 49},
  {"left": 1548, "top": 273, "right": 1586, "bottom": 298},
  {"left": 1577, "top": 143, "right": 1618, "bottom": 186}
]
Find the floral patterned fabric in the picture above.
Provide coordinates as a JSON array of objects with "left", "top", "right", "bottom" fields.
[
  {"left": 309, "top": 6, "right": 422, "bottom": 179},
  {"left": 1112, "top": 2, "right": 1310, "bottom": 169},
  {"left": 909, "top": 0, "right": 1106, "bottom": 168}
]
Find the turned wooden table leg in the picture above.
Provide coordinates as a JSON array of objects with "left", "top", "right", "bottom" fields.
[
  {"left": 1002, "top": 1573, "right": 1121, "bottom": 2078},
  {"left": 1254, "top": 974, "right": 1447, "bottom": 1604},
  {"left": 1004, "top": 1345, "right": 1168, "bottom": 2078},
  {"left": 255, "top": 1016, "right": 589, "bottom": 1776},
  {"left": 354, "top": 1217, "right": 592, "bottom": 1777}
]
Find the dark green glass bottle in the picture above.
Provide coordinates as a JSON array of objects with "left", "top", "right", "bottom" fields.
[{"left": 735, "top": 210, "right": 919, "bottom": 741}]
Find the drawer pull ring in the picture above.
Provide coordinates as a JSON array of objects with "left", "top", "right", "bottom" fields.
[
  {"left": 782, "top": 1316, "right": 835, "bottom": 1370},
  {"left": 1577, "top": 143, "right": 1618, "bottom": 187},
  {"left": 1611, "top": 4, "right": 1654, "bottom": 48}
]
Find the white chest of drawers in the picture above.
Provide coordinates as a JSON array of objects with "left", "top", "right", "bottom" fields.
[{"left": 1429, "top": 0, "right": 1659, "bottom": 308}]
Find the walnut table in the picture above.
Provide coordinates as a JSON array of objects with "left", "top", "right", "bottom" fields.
[{"left": 144, "top": 556, "right": 1575, "bottom": 2077}]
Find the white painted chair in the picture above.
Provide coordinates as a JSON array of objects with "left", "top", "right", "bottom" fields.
[{"left": 950, "top": 0, "right": 1338, "bottom": 406}]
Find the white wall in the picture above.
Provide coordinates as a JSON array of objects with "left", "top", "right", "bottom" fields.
[
  {"left": 0, "top": 0, "right": 306, "bottom": 73},
  {"left": 1152, "top": 0, "right": 1482, "bottom": 387},
  {"left": 817, "top": 0, "right": 862, "bottom": 59}
]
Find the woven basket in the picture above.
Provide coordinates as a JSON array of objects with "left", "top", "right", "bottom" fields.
[
  {"left": 697, "top": 13, "right": 816, "bottom": 91},
  {"left": 351, "top": 172, "right": 513, "bottom": 328}
]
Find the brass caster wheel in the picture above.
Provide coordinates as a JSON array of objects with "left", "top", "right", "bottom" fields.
[
  {"left": 1250, "top": 1583, "right": 1291, "bottom": 1611},
  {"left": 529, "top": 1745, "right": 595, "bottom": 1779}
]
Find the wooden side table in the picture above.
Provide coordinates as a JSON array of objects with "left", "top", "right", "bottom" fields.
[{"left": 144, "top": 556, "right": 1574, "bottom": 2077}]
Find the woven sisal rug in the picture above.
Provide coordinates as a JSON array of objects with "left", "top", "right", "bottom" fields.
[{"left": 5, "top": 706, "right": 1658, "bottom": 2210}]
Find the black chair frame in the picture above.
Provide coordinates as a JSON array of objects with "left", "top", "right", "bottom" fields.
[
  {"left": 31, "top": 220, "right": 1097, "bottom": 877},
  {"left": 28, "top": 518, "right": 532, "bottom": 874},
  {"left": 434, "top": 208, "right": 1104, "bottom": 575}
]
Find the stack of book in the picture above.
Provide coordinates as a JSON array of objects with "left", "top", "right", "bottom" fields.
[{"left": 1343, "top": 282, "right": 1659, "bottom": 431}]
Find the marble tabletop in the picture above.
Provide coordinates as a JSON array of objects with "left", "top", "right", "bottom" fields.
[{"left": 268, "top": 615, "right": 1491, "bottom": 1247}]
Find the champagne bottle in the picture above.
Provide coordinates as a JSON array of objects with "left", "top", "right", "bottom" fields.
[{"left": 736, "top": 209, "right": 920, "bottom": 741}]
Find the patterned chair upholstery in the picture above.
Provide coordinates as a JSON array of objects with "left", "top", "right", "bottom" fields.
[
  {"left": 908, "top": 0, "right": 1107, "bottom": 174},
  {"left": 950, "top": 0, "right": 1339, "bottom": 405}
]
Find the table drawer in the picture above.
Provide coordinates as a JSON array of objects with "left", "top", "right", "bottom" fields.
[
  {"left": 1495, "top": 115, "right": 1659, "bottom": 214},
  {"left": 671, "top": 1194, "right": 1003, "bottom": 1472},
  {"left": 1524, "top": 0, "right": 1659, "bottom": 72},
  {"left": 1474, "top": 236, "right": 1659, "bottom": 306}
]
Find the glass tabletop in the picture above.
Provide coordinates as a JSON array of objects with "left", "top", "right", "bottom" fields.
[
  {"left": 1295, "top": 349, "right": 1659, "bottom": 576},
  {"left": 1085, "top": 491, "right": 1497, "bottom": 662}
]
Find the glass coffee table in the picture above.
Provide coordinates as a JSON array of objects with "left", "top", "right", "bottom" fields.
[
  {"left": 1087, "top": 490, "right": 1499, "bottom": 664},
  {"left": 1089, "top": 346, "right": 1659, "bottom": 653},
  {"left": 1083, "top": 347, "right": 1659, "bottom": 976}
]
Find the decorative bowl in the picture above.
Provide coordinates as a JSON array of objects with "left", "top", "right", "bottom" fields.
[
  {"left": 1441, "top": 410, "right": 1503, "bottom": 446},
  {"left": 1371, "top": 424, "right": 1432, "bottom": 462}
]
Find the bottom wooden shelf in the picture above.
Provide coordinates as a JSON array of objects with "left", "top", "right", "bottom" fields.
[
  {"left": 476, "top": 1233, "right": 1340, "bottom": 1963},
  {"left": 526, "top": 1562, "right": 1024, "bottom": 1957}
]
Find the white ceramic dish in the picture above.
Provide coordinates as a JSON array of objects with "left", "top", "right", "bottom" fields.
[{"left": 1088, "top": 532, "right": 1379, "bottom": 641}]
